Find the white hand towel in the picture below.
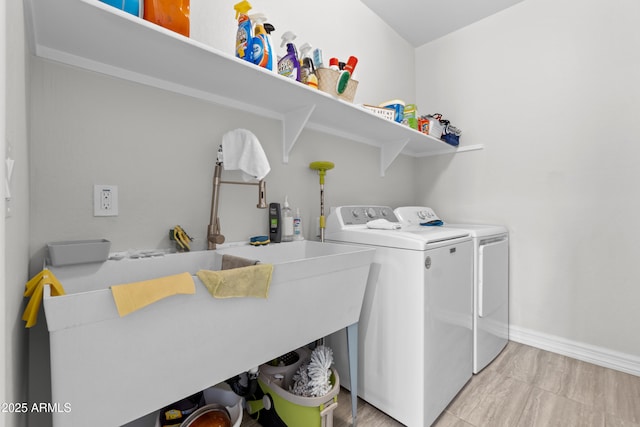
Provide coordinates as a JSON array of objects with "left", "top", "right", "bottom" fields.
[
  {"left": 221, "top": 129, "right": 271, "bottom": 181},
  {"left": 366, "top": 219, "right": 401, "bottom": 230}
]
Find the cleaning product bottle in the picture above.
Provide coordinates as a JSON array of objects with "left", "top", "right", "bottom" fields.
[
  {"left": 336, "top": 55, "right": 358, "bottom": 94},
  {"left": 278, "top": 31, "right": 300, "bottom": 81},
  {"left": 299, "top": 42, "right": 315, "bottom": 85},
  {"left": 250, "top": 13, "right": 274, "bottom": 70},
  {"left": 293, "top": 207, "right": 304, "bottom": 241},
  {"left": 281, "top": 196, "right": 294, "bottom": 242},
  {"left": 234, "top": 0, "right": 253, "bottom": 62},
  {"left": 269, "top": 202, "right": 282, "bottom": 243},
  {"left": 312, "top": 48, "right": 324, "bottom": 69},
  {"left": 264, "top": 22, "right": 276, "bottom": 71},
  {"left": 143, "top": 0, "right": 190, "bottom": 37}
]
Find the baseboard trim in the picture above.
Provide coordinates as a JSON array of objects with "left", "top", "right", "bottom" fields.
[{"left": 509, "top": 325, "right": 640, "bottom": 377}]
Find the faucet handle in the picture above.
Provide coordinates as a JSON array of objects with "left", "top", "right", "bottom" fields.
[{"left": 207, "top": 223, "right": 226, "bottom": 249}]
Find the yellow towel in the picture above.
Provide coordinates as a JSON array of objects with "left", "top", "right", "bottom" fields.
[
  {"left": 111, "top": 272, "right": 195, "bottom": 317},
  {"left": 197, "top": 264, "right": 273, "bottom": 299},
  {"left": 22, "top": 269, "right": 66, "bottom": 328}
]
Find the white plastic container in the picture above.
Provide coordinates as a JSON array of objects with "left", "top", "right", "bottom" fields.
[
  {"left": 47, "top": 239, "right": 111, "bottom": 266},
  {"left": 428, "top": 119, "right": 444, "bottom": 139}
]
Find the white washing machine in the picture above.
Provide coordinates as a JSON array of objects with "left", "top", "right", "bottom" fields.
[
  {"left": 324, "top": 206, "right": 473, "bottom": 427},
  {"left": 394, "top": 206, "right": 509, "bottom": 374}
]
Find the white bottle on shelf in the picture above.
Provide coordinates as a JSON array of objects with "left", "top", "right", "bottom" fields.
[
  {"left": 293, "top": 207, "right": 304, "bottom": 241},
  {"left": 281, "top": 196, "right": 294, "bottom": 242}
]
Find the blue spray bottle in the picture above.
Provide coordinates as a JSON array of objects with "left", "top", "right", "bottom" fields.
[
  {"left": 250, "top": 13, "right": 274, "bottom": 71},
  {"left": 278, "top": 31, "right": 300, "bottom": 81},
  {"left": 234, "top": 0, "right": 253, "bottom": 62}
]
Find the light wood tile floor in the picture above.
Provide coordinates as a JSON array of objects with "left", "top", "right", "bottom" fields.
[{"left": 240, "top": 341, "right": 640, "bottom": 427}]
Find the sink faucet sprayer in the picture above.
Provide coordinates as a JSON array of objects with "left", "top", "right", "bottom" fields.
[{"left": 208, "top": 147, "right": 267, "bottom": 250}]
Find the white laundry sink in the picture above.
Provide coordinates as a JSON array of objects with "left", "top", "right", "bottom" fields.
[{"left": 43, "top": 240, "right": 374, "bottom": 427}]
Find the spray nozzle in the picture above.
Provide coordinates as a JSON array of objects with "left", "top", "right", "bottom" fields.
[
  {"left": 280, "top": 30, "right": 297, "bottom": 48},
  {"left": 299, "top": 43, "right": 313, "bottom": 58},
  {"left": 249, "top": 13, "right": 266, "bottom": 25},
  {"left": 234, "top": 0, "right": 252, "bottom": 19},
  {"left": 264, "top": 23, "right": 275, "bottom": 35}
]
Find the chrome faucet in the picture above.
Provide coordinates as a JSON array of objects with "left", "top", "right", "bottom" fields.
[{"left": 207, "top": 161, "right": 267, "bottom": 250}]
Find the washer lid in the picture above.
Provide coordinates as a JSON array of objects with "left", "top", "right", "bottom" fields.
[
  {"left": 325, "top": 206, "right": 470, "bottom": 250},
  {"left": 325, "top": 226, "right": 469, "bottom": 250},
  {"left": 394, "top": 206, "right": 508, "bottom": 238}
]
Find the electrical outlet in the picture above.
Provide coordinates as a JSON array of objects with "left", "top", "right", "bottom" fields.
[{"left": 94, "top": 185, "right": 118, "bottom": 216}]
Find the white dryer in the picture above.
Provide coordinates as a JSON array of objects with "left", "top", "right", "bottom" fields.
[
  {"left": 394, "top": 206, "right": 509, "bottom": 374},
  {"left": 325, "top": 206, "right": 473, "bottom": 427}
]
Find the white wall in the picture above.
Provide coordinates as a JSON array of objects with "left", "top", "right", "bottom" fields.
[
  {"left": 1, "top": 2, "right": 7, "bottom": 423},
  {"left": 415, "top": 0, "right": 640, "bottom": 359},
  {"left": 4, "top": 0, "right": 30, "bottom": 427},
  {"left": 190, "top": 0, "right": 417, "bottom": 104}
]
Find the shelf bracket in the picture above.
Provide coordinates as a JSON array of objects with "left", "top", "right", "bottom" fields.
[
  {"left": 282, "top": 105, "right": 316, "bottom": 164},
  {"left": 380, "top": 138, "right": 410, "bottom": 177}
]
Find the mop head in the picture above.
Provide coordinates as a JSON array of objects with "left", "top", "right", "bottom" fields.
[{"left": 290, "top": 346, "right": 334, "bottom": 397}]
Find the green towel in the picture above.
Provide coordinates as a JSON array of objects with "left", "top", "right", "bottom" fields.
[{"left": 197, "top": 264, "right": 273, "bottom": 299}]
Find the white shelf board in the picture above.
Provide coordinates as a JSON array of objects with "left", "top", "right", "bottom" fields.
[{"left": 25, "top": 0, "right": 465, "bottom": 174}]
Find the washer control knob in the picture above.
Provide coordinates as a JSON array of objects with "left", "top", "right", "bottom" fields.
[
  {"left": 418, "top": 210, "right": 435, "bottom": 220},
  {"left": 365, "top": 208, "right": 376, "bottom": 218},
  {"left": 351, "top": 209, "right": 360, "bottom": 218}
]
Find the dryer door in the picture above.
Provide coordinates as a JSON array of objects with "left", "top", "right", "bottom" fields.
[{"left": 478, "top": 238, "right": 509, "bottom": 318}]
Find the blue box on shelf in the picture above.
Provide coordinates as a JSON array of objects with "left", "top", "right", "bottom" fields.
[
  {"left": 379, "top": 100, "right": 405, "bottom": 123},
  {"left": 99, "top": 0, "right": 141, "bottom": 17},
  {"left": 442, "top": 133, "right": 460, "bottom": 147}
]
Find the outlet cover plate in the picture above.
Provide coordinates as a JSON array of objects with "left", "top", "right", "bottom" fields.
[{"left": 94, "top": 185, "right": 118, "bottom": 216}]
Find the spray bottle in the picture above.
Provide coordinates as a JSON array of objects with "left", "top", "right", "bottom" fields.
[
  {"left": 234, "top": 1, "right": 253, "bottom": 62},
  {"left": 250, "top": 13, "right": 274, "bottom": 70},
  {"left": 278, "top": 31, "right": 300, "bottom": 81},
  {"left": 299, "top": 42, "right": 318, "bottom": 88},
  {"left": 264, "top": 22, "right": 276, "bottom": 71}
]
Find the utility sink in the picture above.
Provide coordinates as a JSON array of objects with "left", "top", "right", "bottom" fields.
[{"left": 43, "top": 240, "right": 374, "bottom": 427}]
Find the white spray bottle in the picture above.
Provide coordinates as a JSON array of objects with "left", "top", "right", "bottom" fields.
[{"left": 278, "top": 31, "right": 300, "bottom": 81}]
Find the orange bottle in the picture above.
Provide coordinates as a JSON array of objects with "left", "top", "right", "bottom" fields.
[{"left": 144, "top": 0, "right": 190, "bottom": 37}]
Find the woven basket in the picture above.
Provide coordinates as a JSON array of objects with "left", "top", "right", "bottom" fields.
[{"left": 316, "top": 68, "right": 358, "bottom": 102}]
